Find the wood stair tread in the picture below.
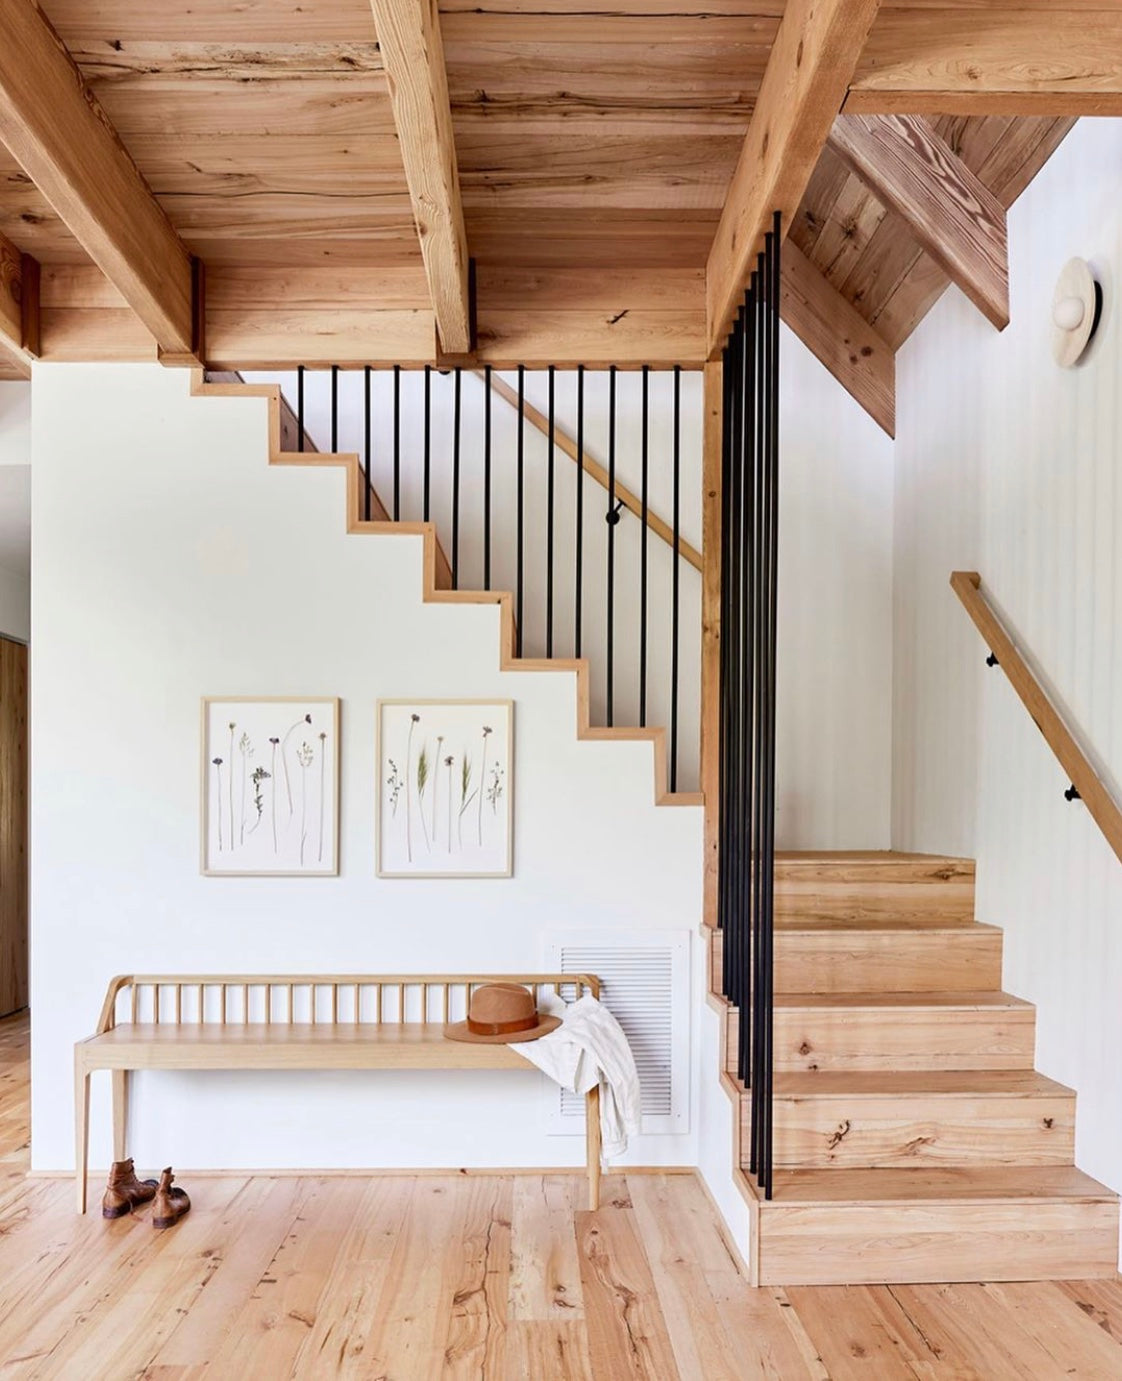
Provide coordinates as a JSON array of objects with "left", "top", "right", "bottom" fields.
[
  {"left": 767, "top": 1165, "right": 1118, "bottom": 1206},
  {"left": 773, "top": 918, "right": 999, "bottom": 933},
  {"left": 772, "top": 1069, "right": 1074, "bottom": 1098},
  {"left": 774, "top": 990, "right": 1032, "bottom": 1010}
]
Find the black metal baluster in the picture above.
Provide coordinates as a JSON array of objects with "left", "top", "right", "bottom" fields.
[
  {"left": 640, "top": 364, "right": 649, "bottom": 727},
  {"left": 762, "top": 211, "right": 782, "bottom": 1200},
  {"left": 752, "top": 251, "right": 767, "bottom": 1176},
  {"left": 363, "top": 365, "right": 371, "bottom": 522},
  {"left": 393, "top": 364, "right": 401, "bottom": 521},
  {"left": 517, "top": 366, "right": 525, "bottom": 657},
  {"left": 740, "top": 284, "right": 755, "bottom": 1102},
  {"left": 331, "top": 364, "right": 338, "bottom": 453},
  {"left": 606, "top": 365, "right": 617, "bottom": 726},
  {"left": 719, "top": 339, "right": 735, "bottom": 1012},
  {"left": 575, "top": 366, "right": 585, "bottom": 658},
  {"left": 423, "top": 365, "right": 431, "bottom": 522},
  {"left": 297, "top": 366, "right": 305, "bottom": 453},
  {"left": 727, "top": 311, "right": 745, "bottom": 1023},
  {"left": 547, "top": 365, "right": 555, "bottom": 657},
  {"left": 670, "top": 364, "right": 681, "bottom": 793},
  {"left": 484, "top": 365, "right": 492, "bottom": 590},
  {"left": 452, "top": 367, "right": 461, "bottom": 590}
]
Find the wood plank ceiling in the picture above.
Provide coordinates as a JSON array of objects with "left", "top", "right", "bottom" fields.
[{"left": 0, "top": 0, "right": 1094, "bottom": 416}]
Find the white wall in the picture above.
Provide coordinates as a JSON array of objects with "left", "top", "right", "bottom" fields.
[
  {"left": 893, "top": 117, "right": 1122, "bottom": 1213},
  {"left": 248, "top": 329, "right": 896, "bottom": 849},
  {"left": 30, "top": 364, "right": 704, "bottom": 1172}
]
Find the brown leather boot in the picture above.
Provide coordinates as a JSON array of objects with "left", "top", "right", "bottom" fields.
[
  {"left": 151, "top": 1168, "right": 191, "bottom": 1230},
  {"left": 101, "top": 1159, "right": 159, "bottom": 1220}
]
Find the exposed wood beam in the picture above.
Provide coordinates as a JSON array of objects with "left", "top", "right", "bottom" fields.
[
  {"left": 780, "top": 243, "right": 895, "bottom": 438},
  {"left": 850, "top": 10, "right": 1122, "bottom": 116},
  {"left": 0, "top": 0, "right": 200, "bottom": 360},
  {"left": 482, "top": 370, "right": 703, "bottom": 573},
  {"left": 369, "top": 0, "right": 472, "bottom": 355},
  {"left": 706, "top": 0, "right": 882, "bottom": 356},
  {"left": 829, "top": 114, "right": 1009, "bottom": 331},
  {"left": 0, "top": 230, "right": 37, "bottom": 366}
]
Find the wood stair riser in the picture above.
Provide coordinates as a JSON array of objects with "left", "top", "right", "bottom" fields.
[
  {"left": 710, "top": 926, "right": 1003, "bottom": 995},
  {"left": 757, "top": 1199, "right": 1120, "bottom": 1286},
  {"left": 726, "top": 1005, "right": 1036, "bottom": 1074},
  {"left": 774, "top": 855, "right": 977, "bottom": 926},
  {"left": 764, "top": 1092, "right": 1076, "bottom": 1169}
]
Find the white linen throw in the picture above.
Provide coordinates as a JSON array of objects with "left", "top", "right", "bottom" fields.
[{"left": 511, "top": 994, "right": 642, "bottom": 1160}]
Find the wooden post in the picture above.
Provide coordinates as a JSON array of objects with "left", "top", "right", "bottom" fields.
[
  {"left": 74, "top": 1049, "right": 90, "bottom": 1214},
  {"left": 586, "top": 1084, "right": 602, "bottom": 1210}
]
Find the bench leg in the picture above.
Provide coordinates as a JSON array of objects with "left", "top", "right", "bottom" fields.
[
  {"left": 74, "top": 1052, "right": 90, "bottom": 1215},
  {"left": 586, "top": 1083, "right": 601, "bottom": 1211},
  {"left": 111, "top": 1070, "right": 129, "bottom": 1163}
]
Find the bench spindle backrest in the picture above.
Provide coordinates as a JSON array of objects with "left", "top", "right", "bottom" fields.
[{"left": 96, "top": 974, "right": 600, "bottom": 1034}]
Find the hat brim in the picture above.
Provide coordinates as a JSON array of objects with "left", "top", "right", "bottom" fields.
[{"left": 443, "top": 1013, "right": 562, "bottom": 1044}]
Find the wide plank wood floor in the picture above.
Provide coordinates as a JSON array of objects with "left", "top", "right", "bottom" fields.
[{"left": 3, "top": 1012, "right": 1122, "bottom": 1379}]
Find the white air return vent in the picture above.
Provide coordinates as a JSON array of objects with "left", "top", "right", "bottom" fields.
[{"left": 544, "top": 932, "right": 690, "bottom": 1135}]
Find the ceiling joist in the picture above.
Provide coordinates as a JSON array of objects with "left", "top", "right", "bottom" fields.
[
  {"left": 368, "top": 0, "right": 472, "bottom": 356},
  {"left": 705, "top": 0, "right": 882, "bottom": 357},
  {"left": 0, "top": 0, "right": 200, "bottom": 362},
  {"left": 780, "top": 242, "right": 895, "bottom": 438},
  {"left": 829, "top": 114, "right": 1009, "bottom": 332}
]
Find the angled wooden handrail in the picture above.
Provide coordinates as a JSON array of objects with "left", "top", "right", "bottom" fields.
[
  {"left": 951, "top": 571, "right": 1122, "bottom": 867},
  {"left": 478, "top": 370, "right": 704, "bottom": 574}
]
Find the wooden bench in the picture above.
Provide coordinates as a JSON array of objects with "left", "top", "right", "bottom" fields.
[{"left": 75, "top": 972, "right": 601, "bottom": 1214}]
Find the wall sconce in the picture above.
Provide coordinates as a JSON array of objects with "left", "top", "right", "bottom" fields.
[{"left": 1051, "top": 257, "right": 1102, "bottom": 368}]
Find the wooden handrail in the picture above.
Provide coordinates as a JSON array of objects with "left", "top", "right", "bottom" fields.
[
  {"left": 478, "top": 370, "right": 704, "bottom": 573},
  {"left": 951, "top": 571, "right": 1122, "bottom": 867}
]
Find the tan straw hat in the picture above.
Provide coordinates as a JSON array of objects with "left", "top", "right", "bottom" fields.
[{"left": 444, "top": 982, "right": 561, "bottom": 1044}]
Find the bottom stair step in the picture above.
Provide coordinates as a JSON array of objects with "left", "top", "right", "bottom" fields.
[{"left": 756, "top": 1166, "right": 1119, "bottom": 1286}]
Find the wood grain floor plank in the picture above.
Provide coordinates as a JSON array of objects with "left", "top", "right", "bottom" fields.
[
  {"left": 509, "top": 1173, "right": 586, "bottom": 1321},
  {"left": 504, "top": 1321, "right": 595, "bottom": 1381},
  {"left": 443, "top": 1175, "right": 513, "bottom": 1378},
  {"left": 576, "top": 1182, "right": 680, "bottom": 1381},
  {"left": 785, "top": 1284, "right": 950, "bottom": 1381}
]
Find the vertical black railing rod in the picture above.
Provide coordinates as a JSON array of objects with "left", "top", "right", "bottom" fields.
[
  {"left": 297, "top": 366, "right": 305, "bottom": 453},
  {"left": 751, "top": 247, "right": 768, "bottom": 1177},
  {"left": 517, "top": 366, "right": 525, "bottom": 657},
  {"left": 330, "top": 364, "right": 338, "bottom": 453},
  {"left": 670, "top": 364, "right": 681, "bottom": 792},
  {"left": 761, "top": 211, "right": 782, "bottom": 1200},
  {"left": 739, "top": 281, "right": 756, "bottom": 1099},
  {"left": 575, "top": 366, "right": 585, "bottom": 658},
  {"left": 363, "top": 366, "right": 371, "bottom": 522},
  {"left": 606, "top": 365, "right": 617, "bottom": 726},
  {"left": 423, "top": 366, "right": 431, "bottom": 522},
  {"left": 452, "top": 367, "right": 461, "bottom": 590},
  {"left": 547, "top": 365, "right": 555, "bottom": 658},
  {"left": 484, "top": 366, "right": 492, "bottom": 590},
  {"left": 393, "top": 364, "right": 401, "bottom": 522},
  {"left": 718, "top": 339, "right": 735, "bottom": 1014},
  {"left": 727, "top": 309, "right": 745, "bottom": 1019}
]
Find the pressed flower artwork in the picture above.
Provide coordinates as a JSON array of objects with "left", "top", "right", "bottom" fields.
[
  {"left": 201, "top": 698, "right": 340, "bottom": 876},
  {"left": 376, "top": 700, "right": 513, "bottom": 877}
]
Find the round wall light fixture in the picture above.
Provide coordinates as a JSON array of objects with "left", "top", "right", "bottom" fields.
[{"left": 1051, "top": 257, "right": 1102, "bottom": 368}]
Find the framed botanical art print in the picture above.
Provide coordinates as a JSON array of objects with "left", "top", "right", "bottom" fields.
[
  {"left": 202, "top": 697, "right": 339, "bottom": 876},
  {"left": 377, "top": 699, "right": 513, "bottom": 877}
]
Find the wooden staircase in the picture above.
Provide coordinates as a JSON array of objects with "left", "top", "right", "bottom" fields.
[{"left": 709, "top": 852, "right": 1120, "bottom": 1285}]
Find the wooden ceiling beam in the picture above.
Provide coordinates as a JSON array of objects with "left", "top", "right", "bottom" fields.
[
  {"left": 780, "top": 242, "right": 895, "bottom": 438},
  {"left": 0, "top": 229, "right": 37, "bottom": 368},
  {"left": 829, "top": 113, "right": 1008, "bottom": 331},
  {"left": 849, "top": 10, "right": 1122, "bottom": 117},
  {"left": 369, "top": 0, "right": 472, "bottom": 355},
  {"left": 705, "top": 0, "right": 882, "bottom": 357},
  {"left": 0, "top": 0, "right": 199, "bottom": 361}
]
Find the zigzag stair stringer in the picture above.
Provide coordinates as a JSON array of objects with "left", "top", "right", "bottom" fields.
[{"left": 191, "top": 371, "right": 703, "bottom": 810}]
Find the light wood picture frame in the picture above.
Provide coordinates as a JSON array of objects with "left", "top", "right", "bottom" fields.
[
  {"left": 376, "top": 699, "right": 514, "bottom": 878},
  {"left": 201, "top": 697, "right": 340, "bottom": 877}
]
